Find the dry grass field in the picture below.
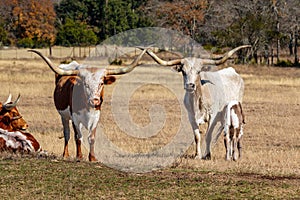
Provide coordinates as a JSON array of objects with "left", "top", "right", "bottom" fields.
[{"left": 0, "top": 54, "right": 299, "bottom": 198}]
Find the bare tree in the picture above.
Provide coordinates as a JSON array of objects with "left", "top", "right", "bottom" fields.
[
  {"left": 141, "top": 0, "right": 207, "bottom": 40},
  {"left": 278, "top": 0, "right": 300, "bottom": 64},
  {"left": 202, "top": 0, "right": 300, "bottom": 64}
]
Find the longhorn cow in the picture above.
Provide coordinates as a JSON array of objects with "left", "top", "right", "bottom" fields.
[
  {"left": 29, "top": 49, "right": 147, "bottom": 161},
  {"left": 0, "top": 94, "right": 28, "bottom": 131},
  {"left": 140, "top": 45, "right": 250, "bottom": 159},
  {"left": 0, "top": 94, "right": 41, "bottom": 153}
]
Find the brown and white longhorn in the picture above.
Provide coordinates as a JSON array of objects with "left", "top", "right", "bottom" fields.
[
  {"left": 0, "top": 94, "right": 28, "bottom": 131},
  {"left": 0, "top": 94, "right": 41, "bottom": 153},
  {"left": 29, "top": 48, "right": 147, "bottom": 161}
]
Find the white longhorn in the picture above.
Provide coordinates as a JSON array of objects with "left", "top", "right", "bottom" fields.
[{"left": 142, "top": 45, "right": 250, "bottom": 159}]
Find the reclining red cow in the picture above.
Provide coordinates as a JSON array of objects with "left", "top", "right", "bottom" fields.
[{"left": 0, "top": 94, "right": 41, "bottom": 153}]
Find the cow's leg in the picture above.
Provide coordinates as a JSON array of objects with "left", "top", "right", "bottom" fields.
[
  {"left": 224, "top": 131, "right": 231, "bottom": 161},
  {"left": 237, "top": 126, "right": 243, "bottom": 159},
  {"left": 72, "top": 122, "right": 83, "bottom": 160},
  {"left": 232, "top": 128, "right": 238, "bottom": 161},
  {"left": 229, "top": 127, "right": 235, "bottom": 160},
  {"left": 237, "top": 138, "right": 242, "bottom": 159},
  {"left": 61, "top": 117, "right": 70, "bottom": 158},
  {"left": 194, "top": 129, "right": 201, "bottom": 159},
  {"left": 203, "top": 123, "right": 213, "bottom": 160},
  {"left": 88, "top": 128, "right": 97, "bottom": 162},
  {"left": 190, "top": 120, "right": 202, "bottom": 159},
  {"left": 184, "top": 94, "right": 203, "bottom": 159},
  {"left": 186, "top": 112, "right": 202, "bottom": 159},
  {"left": 224, "top": 122, "right": 231, "bottom": 161},
  {"left": 224, "top": 136, "right": 227, "bottom": 159},
  {"left": 203, "top": 119, "right": 223, "bottom": 160}
]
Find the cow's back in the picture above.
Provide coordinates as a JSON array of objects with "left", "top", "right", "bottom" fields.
[
  {"left": 200, "top": 67, "right": 244, "bottom": 112},
  {"left": 219, "top": 67, "right": 244, "bottom": 103}
]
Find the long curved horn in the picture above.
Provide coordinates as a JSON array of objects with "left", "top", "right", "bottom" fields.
[
  {"left": 28, "top": 50, "right": 78, "bottom": 76},
  {"left": 201, "top": 45, "right": 251, "bottom": 65},
  {"left": 105, "top": 48, "right": 148, "bottom": 75},
  {"left": 3, "top": 94, "right": 20, "bottom": 110},
  {"left": 4, "top": 94, "right": 12, "bottom": 105},
  {"left": 139, "top": 48, "right": 182, "bottom": 66}
]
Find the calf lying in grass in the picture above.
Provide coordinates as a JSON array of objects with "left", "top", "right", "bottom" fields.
[{"left": 223, "top": 100, "right": 245, "bottom": 161}]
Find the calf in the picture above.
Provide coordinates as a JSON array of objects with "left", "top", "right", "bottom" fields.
[{"left": 223, "top": 100, "right": 245, "bottom": 161}]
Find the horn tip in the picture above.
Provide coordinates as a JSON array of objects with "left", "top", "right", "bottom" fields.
[{"left": 28, "top": 49, "right": 40, "bottom": 54}]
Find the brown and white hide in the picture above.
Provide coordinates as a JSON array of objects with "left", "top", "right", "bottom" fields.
[
  {"left": 0, "top": 128, "right": 41, "bottom": 153},
  {"left": 223, "top": 101, "right": 245, "bottom": 161}
]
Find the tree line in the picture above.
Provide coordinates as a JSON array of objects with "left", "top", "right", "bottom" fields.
[{"left": 0, "top": 0, "right": 299, "bottom": 65}]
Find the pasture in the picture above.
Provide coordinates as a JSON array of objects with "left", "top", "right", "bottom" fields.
[{"left": 0, "top": 53, "right": 299, "bottom": 199}]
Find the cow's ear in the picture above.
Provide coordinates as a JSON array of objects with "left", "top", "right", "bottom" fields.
[
  {"left": 1, "top": 116, "right": 10, "bottom": 125},
  {"left": 171, "top": 65, "right": 182, "bottom": 72},
  {"left": 104, "top": 76, "right": 116, "bottom": 85}
]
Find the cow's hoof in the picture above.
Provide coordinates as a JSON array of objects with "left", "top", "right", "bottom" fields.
[
  {"left": 89, "top": 154, "right": 98, "bottom": 162},
  {"left": 62, "top": 154, "right": 69, "bottom": 160},
  {"left": 202, "top": 153, "right": 211, "bottom": 160},
  {"left": 233, "top": 155, "right": 238, "bottom": 162},
  {"left": 194, "top": 155, "right": 202, "bottom": 160},
  {"left": 76, "top": 156, "right": 84, "bottom": 162}
]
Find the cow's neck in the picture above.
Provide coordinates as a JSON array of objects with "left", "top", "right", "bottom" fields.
[
  {"left": 70, "top": 78, "right": 89, "bottom": 113},
  {"left": 184, "top": 79, "right": 201, "bottom": 116}
]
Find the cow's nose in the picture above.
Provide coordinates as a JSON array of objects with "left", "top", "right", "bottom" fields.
[
  {"left": 21, "top": 124, "right": 28, "bottom": 130},
  {"left": 92, "top": 98, "right": 100, "bottom": 106},
  {"left": 185, "top": 83, "right": 195, "bottom": 91}
]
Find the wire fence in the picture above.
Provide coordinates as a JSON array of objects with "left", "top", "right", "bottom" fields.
[
  {"left": 0, "top": 46, "right": 143, "bottom": 61},
  {"left": 1, "top": 45, "right": 298, "bottom": 66},
  {"left": 0, "top": 46, "right": 97, "bottom": 60}
]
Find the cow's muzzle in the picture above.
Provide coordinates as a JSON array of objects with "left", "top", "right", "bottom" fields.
[
  {"left": 20, "top": 124, "right": 29, "bottom": 131},
  {"left": 90, "top": 98, "right": 101, "bottom": 106},
  {"left": 184, "top": 83, "right": 196, "bottom": 92}
]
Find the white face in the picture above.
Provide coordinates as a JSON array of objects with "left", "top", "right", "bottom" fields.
[
  {"left": 80, "top": 69, "right": 106, "bottom": 108},
  {"left": 174, "top": 58, "right": 204, "bottom": 92}
]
